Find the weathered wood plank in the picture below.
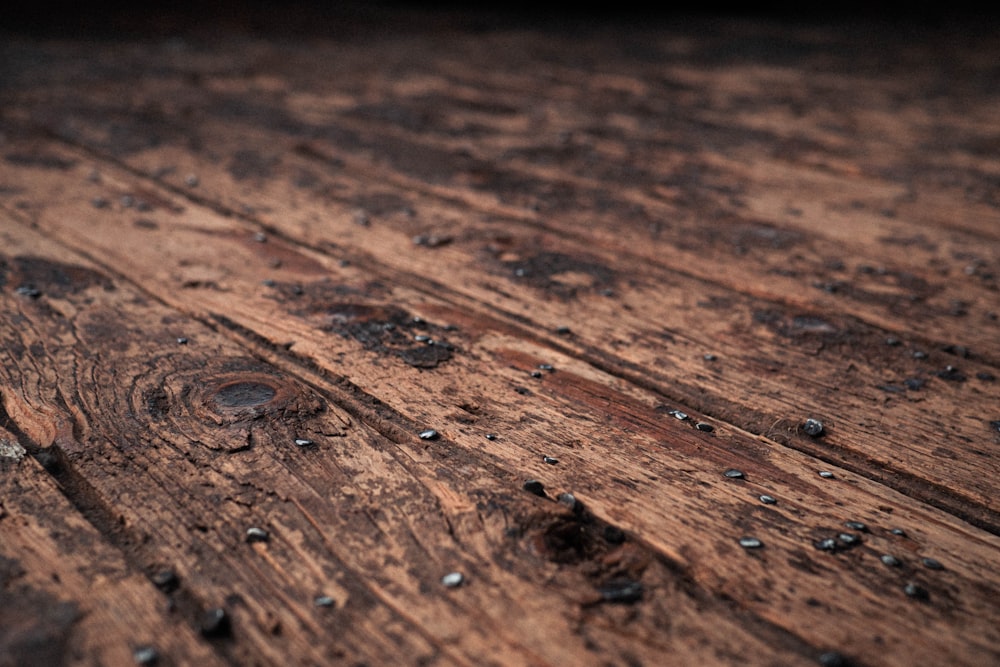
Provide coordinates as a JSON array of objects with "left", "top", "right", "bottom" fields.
[
  {"left": 2, "top": 140, "right": 999, "bottom": 666},
  {"left": 0, "top": 426, "right": 223, "bottom": 667}
]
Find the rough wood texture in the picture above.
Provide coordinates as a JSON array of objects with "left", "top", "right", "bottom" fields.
[{"left": 2, "top": 8, "right": 999, "bottom": 667}]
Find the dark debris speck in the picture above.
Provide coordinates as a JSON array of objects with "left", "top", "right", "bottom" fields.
[
  {"left": 200, "top": 608, "right": 231, "bottom": 638},
  {"left": 936, "top": 365, "right": 967, "bottom": 382},
  {"left": 695, "top": 422, "right": 714, "bottom": 432},
  {"left": 818, "top": 651, "right": 853, "bottom": 667},
  {"left": 904, "top": 583, "right": 930, "bottom": 601},
  {"left": 942, "top": 344, "right": 969, "bottom": 358},
  {"left": 598, "top": 579, "right": 643, "bottom": 604},
  {"left": 151, "top": 570, "right": 178, "bottom": 593},
  {"left": 523, "top": 479, "right": 546, "bottom": 497},
  {"left": 603, "top": 526, "right": 626, "bottom": 544},
  {"left": 904, "top": 377, "right": 925, "bottom": 391},
  {"left": 977, "top": 372, "right": 996, "bottom": 382}
]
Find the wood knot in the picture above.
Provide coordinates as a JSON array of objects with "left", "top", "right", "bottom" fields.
[
  {"left": 213, "top": 381, "right": 278, "bottom": 409},
  {"left": 196, "top": 371, "right": 310, "bottom": 425}
]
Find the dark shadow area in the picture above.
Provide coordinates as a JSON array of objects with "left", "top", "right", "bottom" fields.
[{"left": 4, "top": 0, "right": 998, "bottom": 39}]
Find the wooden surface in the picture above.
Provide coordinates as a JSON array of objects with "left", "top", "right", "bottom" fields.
[{"left": 2, "top": 8, "right": 999, "bottom": 666}]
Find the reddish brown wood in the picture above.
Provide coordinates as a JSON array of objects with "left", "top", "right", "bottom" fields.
[{"left": 2, "top": 11, "right": 999, "bottom": 667}]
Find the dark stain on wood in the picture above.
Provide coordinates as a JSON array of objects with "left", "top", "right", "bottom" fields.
[
  {"left": 0, "top": 556, "right": 80, "bottom": 667},
  {"left": 8, "top": 255, "right": 113, "bottom": 297}
]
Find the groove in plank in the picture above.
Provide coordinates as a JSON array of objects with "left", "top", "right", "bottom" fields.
[{"left": 0, "top": 425, "right": 224, "bottom": 667}]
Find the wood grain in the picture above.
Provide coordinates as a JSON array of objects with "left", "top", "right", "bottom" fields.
[{"left": 2, "top": 14, "right": 999, "bottom": 667}]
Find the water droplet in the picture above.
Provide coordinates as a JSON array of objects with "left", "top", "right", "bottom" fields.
[
  {"left": 176, "top": 337, "right": 188, "bottom": 345},
  {"left": 739, "top": 537, "right": 763, "bottom": 549},
  {"left": 890, "top": 528, "right": 907, "bottom": 537},
  {"left": 669, "top": 410, "right": 688, "bottom": 420},
  {"left": 844, "top": 521, "right": 868, "bottom": 532},
  {"left": 542, "top": 456, "right": 558, "bottom": 465},
  {"left": 921, "top": 557, "right": 944, "bottom": 570},
  {"left": 419, "top": 429, "right": 439, "bottom": 440},
  {"left": 185, "top": 174, "right": 199, "bottom": 187},
  {"left": 133, "top": 646, "right": 159, "bottom": 665},
  {"left": 818, "top": 471, "right": 835, "bottom": 479},
  {"left": 814, "top": 538, "right": 839, "bottom": 552},
  {"left": 441, "top": 572, "right": 464, "bottom": 588},
  {"left": 759, "top": 495, "right": 777, "bottom": 505},
  {"left": 246, "top": 527, "right": 269, "bottom": 543},
  {"left": 723, "top": 469, "right": 745, "bottom": 479},
  {"left": 837, "top": 533, "right": 861, "bottom": 546},
  {"left": 314, "top": 595, "right": 335, "bottom": 607},
  {"left": 557, "top": 492, "right": 581, "bottom": 512},
  {"left": 880, "top": 554, "right": 901, "bottom": 567},
  {"left": 703, "top": 353, "right": 718, "bottom": 361},
  {"left": 803, "top": 419, "right": 824, "bottom": 437},
  {"left": 294, "top": 438, "right": 314, "bottom": 447},
  {"left": 485, "top": 433, "right": 497, "bottom": 441}
]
